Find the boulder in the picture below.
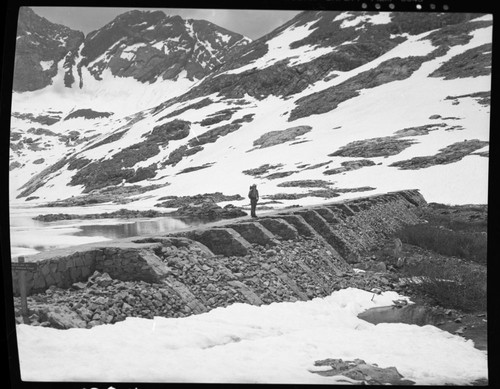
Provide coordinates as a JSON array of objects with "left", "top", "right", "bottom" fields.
[
  {"left": 34, "top": 305, "right": 87, "bottom": 329},
  {"left": 353, "top": 261, "right": 387, "bottom": 273},
  {"left": 311, "top": 358, "right": 415, "bottom": 385},
  {"left": 94, "top": 272, "right": 113, "bottom": 287}
]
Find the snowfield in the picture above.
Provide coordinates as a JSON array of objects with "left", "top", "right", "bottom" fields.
[
  {"left": 9, "top": 17, "right": 491, "bottom": 207},
  {"left": 15, "top": 288, "right": 487, "bottom": 384}
]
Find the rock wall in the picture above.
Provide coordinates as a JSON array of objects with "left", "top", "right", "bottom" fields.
[{"left": 12, "top": 190, "right": 426, "bottom": 314}]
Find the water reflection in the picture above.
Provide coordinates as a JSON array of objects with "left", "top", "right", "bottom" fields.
[
  {"left": 10, "top": 215, "right": 208, "bottom": 256},
  {"left": 73, "top": 217, "right": 199, "bottom": 239},
  {"left": 358, "top": 304, "right": 446, "bottom": 326}
]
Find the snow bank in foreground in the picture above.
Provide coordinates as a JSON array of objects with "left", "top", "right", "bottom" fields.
[{"left": 15, "top": 288, "right": 487, "bottom": 384}]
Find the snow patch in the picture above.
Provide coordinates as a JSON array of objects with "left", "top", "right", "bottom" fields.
[
  {"left": 40, "top": 60, "right": 54, "bottom": 70},
  {"left": 120, "top": 43, "right": 147, "bottom": 60},
  {"left": 340, "top": 12, "right": 392, "bottom": 29},
  {"left": 333, "top": 12, "right": 354, "bottom": 22},
  {"left": 216, "top": 31, "right": 232, "bottom": 43},
  {"left": 15, "top": 288, "right": 487, "bottom": 384},
  {"left": 224, "top": 20, "right": 321, "bottom": 74}
]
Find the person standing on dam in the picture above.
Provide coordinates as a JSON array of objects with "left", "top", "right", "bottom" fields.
[{"left": 248, "top": 184, "right": 259, "bottom": 218}]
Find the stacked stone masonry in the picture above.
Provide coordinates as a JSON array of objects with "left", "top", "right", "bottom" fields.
[{"left": 12, "top": 190, "right": 426, "bottom": 318}]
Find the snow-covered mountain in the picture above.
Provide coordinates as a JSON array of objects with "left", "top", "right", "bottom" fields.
[
  {"left": 9, "top": 8, "right": 492, "bottom": 209},
  {"left": 14, "top": 7, "right": 250, "bottom": 92}
]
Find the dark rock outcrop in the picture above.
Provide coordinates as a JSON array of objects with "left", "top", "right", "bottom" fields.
[
  {"left": 311, "top": 358, "right": 415, "bottom": 385},
  {"left": 33, "top": 208, "right": 171, "bottom": 222},
  {"left": 430, "top": 43, "right": 492, "bottom": 80},
  {"left": 156, "top": 193, "right": 244, "bottom": 208},
  {"left": 14, "top": 7, "right": 84, "bottom": 92},
  {"left": 242, "top": 164, "right": 284, "bottom": 177},
  {"left": 324, "top": 159, "right": 376, "bottom": 175},
  {"left": 390, "top": 139, "right": 489, "bottom": 170},
  {"left": 250, "top": 126, "right": 312, "bottom": 150},
  {"left": 200, "top": 109, "right": 238, "bottom": 127},
  {"left": 148, "top": 119, "right": 191, "bottom": 143},
  {"left": 66, "top": 119, "right": 191, "bottom": 192},
  {"left": 188, "top": 123, "right": 242, "bottom": 147},
  {"left": 170, "top": 201, "right": 247, "bottom": 220},
  {"left": 278, "top": 180, "right": 333, "bottom": 188},
  {"left": 64, "top": 109, "right": 113, "bottom": 120},
  {"left": 287, "top": 16, "right": 490, "bottom": 122},
  {"left": 329, "top": 137, "right": 417, "bottom": 158},
  {"left": 39, "top": 184, "right": 164, "bottom": 207},
  {"left": 445, "top": 91, "right": 490, "bottom": 107},
  {"left": 163, "top": 145, "right": 204, "bottom": 167},
  {"left": 288, "top": 55, "right": 431, "bottom": 121}
]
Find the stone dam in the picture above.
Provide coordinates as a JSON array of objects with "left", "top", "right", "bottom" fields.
[{"left": 11, "top": 190, "right": 427, "bottom": 320}]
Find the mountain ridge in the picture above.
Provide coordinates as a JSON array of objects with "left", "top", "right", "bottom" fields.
[
  {"left": 13, "top": 7, "right": 251, "bottom": 92},
  {"left": 9, "top": 8, "right": 491, "bottom": 208}
]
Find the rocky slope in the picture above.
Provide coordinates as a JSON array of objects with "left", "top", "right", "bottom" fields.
[
  {"left": 13, "top": 7, "right": 250, "bottom": 92},
  {"left": 9, "top": 9, "right": 491, "bottom": 208},
  {"left": 13, "top": 7, "right": 85, "bottom": 92}
]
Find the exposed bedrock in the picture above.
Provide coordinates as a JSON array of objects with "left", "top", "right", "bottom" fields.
[{"left": 12, "top": 190, "right": 426, "bottom": 319}]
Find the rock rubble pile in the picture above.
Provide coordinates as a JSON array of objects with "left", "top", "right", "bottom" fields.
[{"left": 14, "top": 238, "right": 409, "bottom": 329}]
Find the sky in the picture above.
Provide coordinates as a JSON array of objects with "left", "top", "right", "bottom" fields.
[
  {"left": 30, "top": 7, "right": 301, "bottom": 40},
  {"left": 14, "top": 288, "right": 488, "bottom": 384}
]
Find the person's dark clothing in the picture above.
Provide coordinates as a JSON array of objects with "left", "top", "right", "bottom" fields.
[
  {"left": 250, "top": 198, "right": 258, "bottom": 217},
  {"left": 248, "top": 186, "right": 259, "bottom": 218}
]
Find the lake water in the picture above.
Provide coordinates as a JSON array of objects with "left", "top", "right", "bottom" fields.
[
  {"left": 9, "top": 204, "right": 206, "bottom": 258},
  {"left": 357, "top": 304, "right": 446, "bottom": 326}
]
